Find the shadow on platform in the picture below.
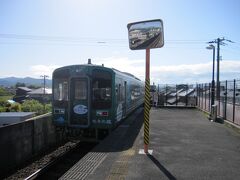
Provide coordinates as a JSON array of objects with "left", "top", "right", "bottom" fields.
[
  {"left": 147, "top": 154, "right": 177, "bottom": 180},
  {"left": 92, "top": 108, "right": 144, "bottom": 153}
]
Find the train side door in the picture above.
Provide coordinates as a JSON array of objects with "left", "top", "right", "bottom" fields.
[
  {"left": 123, "top": 81, "right": 127, "bottom": 117},
  {"left": 69, "top": 77, "right": 90, "bottom": 127}
]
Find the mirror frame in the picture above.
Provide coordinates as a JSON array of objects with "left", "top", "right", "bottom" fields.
[{"left": 127, "top": 19, "right": 164, "bottom": 50}]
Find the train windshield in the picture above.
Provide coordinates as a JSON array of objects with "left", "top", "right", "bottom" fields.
[
  {"left": 53, "top": 79, "right": 68, "bottom": 101},
  {"left": 92, "top": 70, "right": 112, "bottom": 109},
  {"left": 75, "top": 80, "right": 87, "bottom": 100}
]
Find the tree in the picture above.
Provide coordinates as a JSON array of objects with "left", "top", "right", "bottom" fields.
[
  {"left": 27, "top": 85, "right": 41, "bottom": 89},
  {"left": 15, "top": 82, "right": 26, "bottom": 88}
]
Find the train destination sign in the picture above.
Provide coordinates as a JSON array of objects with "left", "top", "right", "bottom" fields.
[{"left": 127, "top": 19, "right": 164, "bottom": 50}]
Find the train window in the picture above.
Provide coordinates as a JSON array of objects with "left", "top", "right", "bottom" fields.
[
  {"left": 54, "top": 79, "right": 68, "bottom": 101},
  {"left": 130, "top": 85, "right": 141, "bottom": 101},
  {"left": 117, "top": 83, "right": 125, "bottom": 102},
  {"left": 92, "top": 70, "right": 112, "bottom": 109},
  {"left": 75, "top": 80, "right": 87, "bottom": 100}
]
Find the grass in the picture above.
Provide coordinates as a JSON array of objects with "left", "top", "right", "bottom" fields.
[{"left": 0, "top": 96, "right": 13, "bottom": 101}]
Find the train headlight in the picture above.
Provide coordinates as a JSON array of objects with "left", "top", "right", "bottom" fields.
[{"left": 96, "top": 110, "right": 109, "bottom": 116}]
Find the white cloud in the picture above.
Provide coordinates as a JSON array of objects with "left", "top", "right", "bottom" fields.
[
  {"left": 220, "top": 61, "right": 240, "bottom": 72},
  {"left": 151, "top": 60, "right": 240, "bottom": 84},
  {"left": 94, "top": 57, "right": 240, "bottom": 84},
  {"left": 94, "top": 56, "right": 145, "bottom": 77},
  {"left": 30, "top": 65, "right": 60, "bottom": 78},
  {"left": 28, "top": 59, "right": 240, "bottom": 84}
]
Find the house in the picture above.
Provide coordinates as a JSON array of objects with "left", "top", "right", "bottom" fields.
[
  {"left": 28, "top": 88, "right": 52, "bottom": 103},
  {"left": 13, "top": 87, "right": 32, "bottom": 103}
]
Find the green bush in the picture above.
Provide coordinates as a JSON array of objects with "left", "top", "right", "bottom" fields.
[
  {"left": 11, "top": 103, "right": 22, "bottom": 112},
  {"left": 45, "top": 103, "right": 52, "bottom": 113},
  {"left": 0, "top": 99, "right": 49, "bottom": 115},
  {"left": 0, "top": 106, "right": 6, "bottom": 112},
  {"left": 21, "top": 100, "right": 44, "bottom": 115},
  {"left": 0, "top": 100, "right": 21, "bottom": 112},
  {"left": 0, "top": 87, "right": 12, "bottom": 96},
  {"left": 0, "top": 99, "right": 7, "bottom": 107}
]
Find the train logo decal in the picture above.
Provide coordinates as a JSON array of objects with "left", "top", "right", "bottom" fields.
[{"left": 73, "top": 104, "right": 88, "bottom": 114}]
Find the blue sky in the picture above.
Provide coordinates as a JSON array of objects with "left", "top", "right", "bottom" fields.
[{"left": 0, "top": 0, "right": 240, "bottom": 84}]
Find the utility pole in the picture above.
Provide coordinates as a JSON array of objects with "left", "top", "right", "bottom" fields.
[
  {"left": 208, "top": 37, "right": 234, "bottom": 101},
  {"left": 40, "top": 75, "right": 49, "bottom": 111},
  {"left": 41, "top": 75, "right": 49, "bottom": 95}
]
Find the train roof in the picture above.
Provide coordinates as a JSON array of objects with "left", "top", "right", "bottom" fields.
[
  {"left": 53, "top": 64, "right": 142, "bottom": 82},
  {"left": 53, "top": 63, "right": 108, "bottom": 72},
  {"left": 112, "top": 68, "right": 141, "bottom": 81}
]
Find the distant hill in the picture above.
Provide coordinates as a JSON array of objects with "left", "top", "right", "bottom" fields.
[{"left": 0, "top": 77, "right": 52, "bottom": 87}]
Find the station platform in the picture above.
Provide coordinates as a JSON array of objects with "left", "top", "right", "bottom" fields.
[{"left": 60, "top": 107, "right": 240, "bottom": 180}]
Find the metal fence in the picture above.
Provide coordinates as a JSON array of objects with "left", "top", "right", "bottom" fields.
[
  {"left": 153, "top": 84, "right": 197, "bottom": 107},
  {"left": 154, "top": 79, "right": 240, "bottom": 126},
  {"left": 196, "top": 79, "right": 240, "bottom": 126}
]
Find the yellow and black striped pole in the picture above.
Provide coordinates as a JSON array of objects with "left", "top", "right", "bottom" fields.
[{"left": 144, "top": 49, "right": 150, "bottom": 153}]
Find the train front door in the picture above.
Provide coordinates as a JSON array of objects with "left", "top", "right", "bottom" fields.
[{"left": 69, "top": 77, "right": 90, "bottom": 127}]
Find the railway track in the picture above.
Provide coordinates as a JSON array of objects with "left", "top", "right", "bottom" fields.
[
  {"left": 4, "top": 141, "right": 97, "bottom": 180},
  {"left": 25, "top": 141, "right": 97, "bottom": 180}
]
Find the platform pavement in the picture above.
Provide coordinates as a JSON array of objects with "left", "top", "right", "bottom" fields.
[{"left": 60, "top": 108, "right": 240, "bottom": 180}]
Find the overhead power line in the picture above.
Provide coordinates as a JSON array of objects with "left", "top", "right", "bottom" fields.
[
  {"left": 0, "top": 33, "right": 126, "bottom": 42},
  {"left": 0, "top": 33, "right": 207, "bottom": 44}
]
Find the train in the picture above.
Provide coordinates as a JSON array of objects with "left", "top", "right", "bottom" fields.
[{"left": 52, "top": 60, "right": 144, "bottom": 140}]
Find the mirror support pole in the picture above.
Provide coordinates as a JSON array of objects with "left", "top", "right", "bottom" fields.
[{"left": 144, "top": 48, "right": 150, "bottom": 154}]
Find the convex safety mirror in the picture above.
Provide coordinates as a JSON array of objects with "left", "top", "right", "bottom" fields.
[{"left": 127, "top": 19, "right": 164, "bottom": 50}]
